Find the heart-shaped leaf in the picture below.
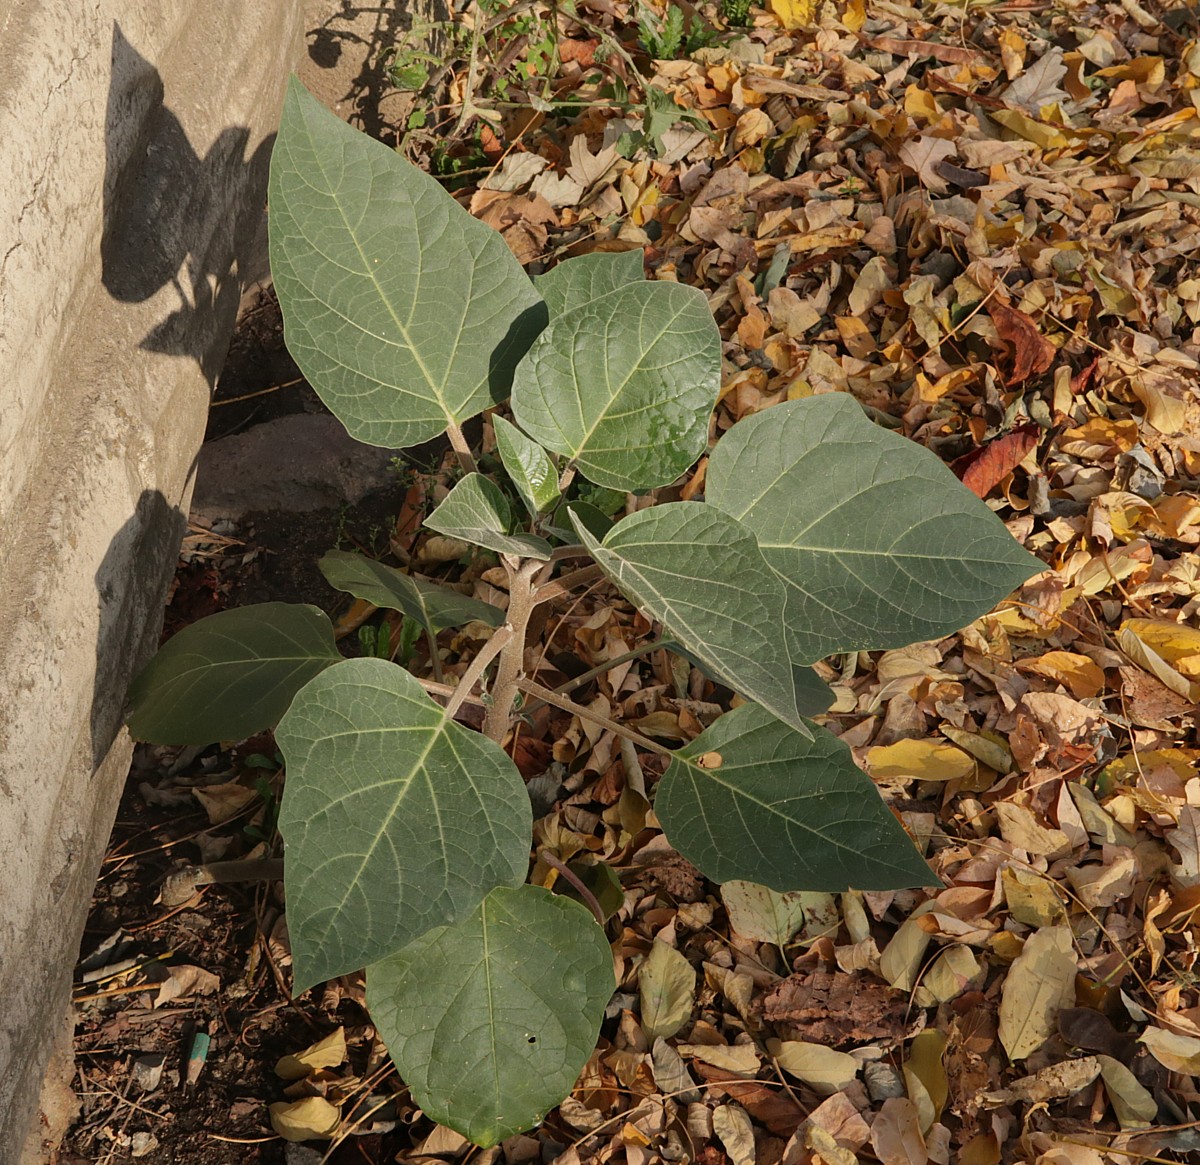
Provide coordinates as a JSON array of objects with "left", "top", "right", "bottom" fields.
[
  {"left": 127, "top": 603, "right": 341, "bottom": 744},
  {"left": 493, "top": 415, "right": 560, "bottom": 516},
  {"left": 319, "top": 551, "right": 504, "bottom": 633},
  {"left": 425, "top": 474, "right": 553, "bottom": 560},
  {"left": 277, "top": 658, "right": 531, "bottom": 993},
  {"left": 656, "top": 703, "right": 937, "bottom": 892},
  {"left": 535, "top": 249, "right": 644, "bottom": 318},
  {"left": 269, "top": 79, "right": 545, "bottom": 449},
  {"left": 512, "top": 281, "right": 720, "bottom": 490},
  {"left": 706, "top": 395, "right": 1042, "bottom": 662},
  {"left": 368, "top": 885, "right": 614, "bottom": 1146},
  {"left": 575, "top": 503, "right": 831, "bottom": 735}
]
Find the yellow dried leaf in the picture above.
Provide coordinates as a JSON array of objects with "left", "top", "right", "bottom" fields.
[
  {"left": 998, "top": 925, "right": 1077, "bottom": 1060},
  {"left": 1121, "top": 618, "right": 1200, "bottom": 666},
  {"left": 768, "top": 0, "right": 816, "bottom": 30},
  {"left": 275, "top": 1027, "right": 348, "bottom": 1081},
  {"left": 1140, "top": 1026, "right": 1200, "bottom": 1073},
  {"left": 994, "top": 802, "right": 1071, "bottom": 857},
  {"left": 269, "top": 1096, "right": 341, "bottom": 1142},
  {"left": 772, "top": 1039, "right": 859, "bottom": 1095},
  {"left": 639, "top": 939, "right": 696, "bottom": 1041},
  {"left": 867, "top": 739, "right": 978, "bottom": 783},
  {"left": 1002, "top": 866, "right": 1066, "bottom": 927},
  {"left": 1118, "top": 623, "right": 1200, "bottom": 703},
  {"left": 676, "top": 1042, "right": 760, "bottom": 1075},
  {"left": 990, "top": 108, "right": 1071, "bottom": 149},
  {"left": 903, "top": 1030, "right": 947, "bottom": 1133},
  {"left": 1021, "top": 650, "right": 1106, "bottom": 698},
  {"left": 1059, "top": 417, "right": 1140, "bottom": 457}
]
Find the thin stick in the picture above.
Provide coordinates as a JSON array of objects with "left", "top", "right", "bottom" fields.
[
  {"left": 210, "top": 377, "right": 304, "bottom": 406},
  {"left": 523, "top": 637, "right": 673, "bottom": 711},
  {"left": 444, "top": 627, "right": 512, "bottom": 720},
  {"left": 533, "top": 563, "right": 605, "bottom": 605},
  {"left": 539, "top": 851, "right": 605, "bottom": 926},
  {"left": 484, "top": 561, "right": 542, "bottom": 741},
  {"left": 515, "top": 677, "right": 674, "bottom": 757},
  {"left": 446, "top": 421, "right": 479, "bottom": 475},
  {"left": 416, "top": 675, "right": 486, "bottom": 705}
]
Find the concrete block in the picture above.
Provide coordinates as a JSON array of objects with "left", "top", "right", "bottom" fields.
[{"left": 0, "top": 4, "right": 304, "bottom": 1157}]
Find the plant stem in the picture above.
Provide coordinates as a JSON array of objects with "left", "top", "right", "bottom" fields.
[
  {"left": 533, "top": 563, "right": 604, "bottom": 605},
  {"left": 444, "top": 626, "right": 513, "bottom": 720},
  {"left": 539, "top": 851, "right": 606, "bottom": 926},
  {"left": 416, "top": 676, "right": 486, "bottom": 706},
  {"left": 523, "top": 637, "right": 674, "bottom": 711},
  {"left": 515, "top": 677, "right": 675, "bottom": 757},
  {"left": 446, "top": 421, "right": 478, "bottom": 475},
  {"left": 483, "top": 560, "right": 542, "bottom": 742},
  {"left": 558, "top": 463, "right": 577, "bottom": 494}
]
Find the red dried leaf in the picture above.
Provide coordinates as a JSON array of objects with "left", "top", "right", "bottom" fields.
[
  {"left": 951, "top": 423, "right": 1041, "bottom": 499},
  {"left": 559, "top": 37, "right": 599, "bottom": 67},
  {"left": 988, "top": 301, "right": 1055, "bottom": 386}
]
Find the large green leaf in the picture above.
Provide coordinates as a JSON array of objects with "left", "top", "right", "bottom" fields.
[
  {"left": 425, "top": 474, "right": 553, "bottom": 559},
  {"left": 493, "top": 415, "right": 560, "bottom": 516},
  {"left": 276, "top": 659, "right": 531, "bottom": 993},
  {"left": 657, "top": 704, "right": 936, "bottom": 892},
  {"left": 706, "top": 395, "right": 1043, "bottom": 662},
  {"left": 126, "top": 603, "right": 340, "bottom": 745},
  {"left": 535, "top": 249, "right": 644, "bottom": 318},
  {"left": 511, "top": 281, "right": 720, "bottom": 490},
  {"left": 575, "top": 504, "right": 830, "bottom": 736},
  {"left": 368, "top": 885, "right": 614, "bottom": 1146},
  {"left": 318, "top": 551, "right": 504, "bottom": 632},
  {"left": 268, "top": 78, "right": 545, "bottom": 449}
]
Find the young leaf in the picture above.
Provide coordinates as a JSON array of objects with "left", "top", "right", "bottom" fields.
[
  {"left": 574, "top": 503, "right": 831, "bottom": 736},
  {"left": 512, "top": 281, "right": 721, "bottom": 490},
  {"left": 367, "top": 885, "right": 614, "bottom": 1147},
  {"left": 493, "top": 415, "right": 560, "bottom": 516},
  {"left": 319, "top": 551, "right": 504, "bottom": 632},
  {"left": 268, "top": 78, "right": 545, "bottom": 449},
  {"left": 656, "top": 704, "right": 937, "bottom": 892},
  {"left": 276, "top": 658, "right": 531, "bottom": 993},
  {"left": 126, "top": 603, "right": 341, "bottom": 744},
  {"left": 535, "top": 249, "right": 644, "bottom": 318},
  {"left": 425, "top": 474, "right": 553, "bottom": 560},
  {"left": 706, "top": 395, "right": 1043, "bottom": 662}
]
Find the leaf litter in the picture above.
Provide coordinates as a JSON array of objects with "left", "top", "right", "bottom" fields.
[{"left": 69, "top": 0, "right": 1200, "bottom": 1161}]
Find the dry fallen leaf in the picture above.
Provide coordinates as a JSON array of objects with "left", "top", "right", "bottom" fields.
[
  {"left": 998, "top": 925, "right": 1077, "bottom": 1060},
  {"left": 638, "top": 939, "right": 696, "bottom": 1041},
  {"left": 275, "top": 1027, "right": 347, "bottom": 1080},
  {"left": 269, "top": 1096, "right": 341, "bottom": 1142}
]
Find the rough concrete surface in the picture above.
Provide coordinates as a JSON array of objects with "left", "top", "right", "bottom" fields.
[{"left": 0, "top": 3, "right": 304, "bottom": 1159}]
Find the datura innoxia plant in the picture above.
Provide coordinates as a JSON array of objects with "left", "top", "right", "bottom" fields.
[{"left": 127, "top": 78, "right": 1042, "bottom": 1145}]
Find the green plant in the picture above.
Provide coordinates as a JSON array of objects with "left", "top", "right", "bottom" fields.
[
  {"left": 636, "top": 1, "right": 718, "bottom": 58},
  {"left": 127, "top": 80, "right": 1040, "bottom": 1146},
  {"left": 720, "top": 0, "right": 753, "bottom": 26}
]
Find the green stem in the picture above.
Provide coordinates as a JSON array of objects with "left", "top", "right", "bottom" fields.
[
  {"left": 444, "top": 626, "right": 512, "bottom": 721},
  {"left": 446, "top": 421, "right": 478, "bottom": 475},
  {"left": 483, "top": 560, "right": 542, "bottom": 742}
]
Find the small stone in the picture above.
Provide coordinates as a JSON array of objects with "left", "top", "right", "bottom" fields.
[
  {"left": 132, "top": 1053, "right": 166, "bottom": 1093},
  {"left": 864, "top": 1060, "right": 906, "bottom": 1102}
]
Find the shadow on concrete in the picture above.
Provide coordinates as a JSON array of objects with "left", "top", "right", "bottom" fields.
[
  {"left": 101, "top": 23, "right": 274, "bottom": 388},
  {"left": 93, "top": 24, "right": 276, "bottom": 766},
  {"left": 91, "top": 490, "right": 186, "bottom": 770}
]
